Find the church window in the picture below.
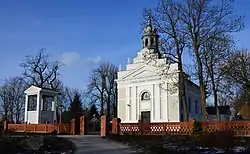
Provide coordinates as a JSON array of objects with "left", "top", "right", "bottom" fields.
[
  {"left": 145, "top": 38, "right": 148, "bottom": 47},
  {"left": 141, "top": 92, "right": 150, "bottom": 101},
  {"left": 195, "top": 99, "right": 198, "bottom": 114},
  {"left": 188, "top": 97, "right": 191, "bottom": 113},
  {"left": 150, "top": 38, "right": 154, "bottom": 46}
]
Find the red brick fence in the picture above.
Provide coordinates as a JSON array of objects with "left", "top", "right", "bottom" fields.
[
  {"left": 4, "top": 121, "right": 71, "bottom": 134},
  {"left": 5, "top": 116, "right": 249, "bottom": 137},
  {"left": 3, "top": 115, "right": 108, "bottom": 136},
  {"left": 111, "top": 118, "right": 250, "bottom": 137}
]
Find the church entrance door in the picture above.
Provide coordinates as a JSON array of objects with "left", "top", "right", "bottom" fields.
[
  {"left": 141, "top": 111, "right": 150, "bottom": 122},
  {"left": 141, "top": 111, "right": 151, "bottom": 135}
]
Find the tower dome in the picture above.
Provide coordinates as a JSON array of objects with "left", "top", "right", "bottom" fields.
[
  {"left": 141, "top": 14, "right": 159, "bottom": 52},
  {"left": 143, "top": 20, "right": 158, "bottom": 35}
]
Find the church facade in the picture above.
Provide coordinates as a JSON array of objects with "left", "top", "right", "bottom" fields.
[{"left": 116, "top": 19, "right": 202, "bottom": 123}]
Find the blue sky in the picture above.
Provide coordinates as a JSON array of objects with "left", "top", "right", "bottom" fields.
[{"left": 0, "top": 0, "right": 249, "bottom": 90}]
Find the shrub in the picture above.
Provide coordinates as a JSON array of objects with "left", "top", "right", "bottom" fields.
[
  {"left": 192, "top": 121, "right": 203, "bottom": 135},
  {"left": 199, "top": 130, "right": 235, "bottom": 150},
  {"left": 51, "top": 129, "right": 58, "bottom": 135}
]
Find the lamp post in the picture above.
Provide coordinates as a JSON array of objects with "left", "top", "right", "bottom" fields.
[{"left": 59, "top": 102, "right": 63, "bottom": 124}]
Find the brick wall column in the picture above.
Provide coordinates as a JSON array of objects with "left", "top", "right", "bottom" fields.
[
  {"left": 100, "top": 115, "right": 107, "bottom": 138},
  {"left": 4, "top": 121, "right": 8, "bottom": 132},
  {"left": 71, "top": 118, "right": 75, "bottom": 135},
  {"left": 80, "top": 116, "right": 85, "bottom": 135},
  {"left": 111, "top": 118, "right": 121, "bottom": 135}
]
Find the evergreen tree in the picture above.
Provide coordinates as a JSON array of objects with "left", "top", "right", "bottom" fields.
[
  {"left": 88, "top": 104, "right": 99, "bottom": 120},
  {"left": 68, "top": 93, "right": 83, "bottom": 119}
]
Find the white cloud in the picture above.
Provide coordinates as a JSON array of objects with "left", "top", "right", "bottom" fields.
[
  {"left": 84, "top": 56, "right": 102, "bottom": 65},
  {"left": 59, "top": 52, "right": 101, "bottom": 68},
  {"left": 60, "top": 52, "right": 81, "bottom": 66}
]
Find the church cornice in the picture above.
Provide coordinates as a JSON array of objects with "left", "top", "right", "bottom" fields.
[{"left": 116, "top": 76, "right": 162, "bottom": 84}]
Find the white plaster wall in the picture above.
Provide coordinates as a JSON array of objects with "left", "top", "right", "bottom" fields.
[
  {"left": 185, "top": 82, "right": 203, "bottom": 121},
  {"left": 117, "top": 74, "right": 180, "bottom": 123},
  {"left": 117, "top": 86, "right": 126, "bottom": 121},
  {"left": 27, "top": 111, "right": 38, "bottom": 124}
]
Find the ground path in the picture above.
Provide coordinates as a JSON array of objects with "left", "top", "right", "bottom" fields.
[{"left": 59, "top": 135, "right": 139, "bottom": 154}]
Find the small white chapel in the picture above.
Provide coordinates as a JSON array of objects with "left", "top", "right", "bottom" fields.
[
  {"left": 116, "top": 18, "right": 203, "bottom": 123},
  {"left": 24, "top": 85, "right": 59, "bottom": 124}
]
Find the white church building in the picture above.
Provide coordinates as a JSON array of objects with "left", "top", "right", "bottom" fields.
[{"left": 116, "top": 18, "right": 202, "bottom": 123}]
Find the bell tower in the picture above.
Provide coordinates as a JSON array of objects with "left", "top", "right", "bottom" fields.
[{"left": 141, "top": 13, "right": 160, "bottom": 55}]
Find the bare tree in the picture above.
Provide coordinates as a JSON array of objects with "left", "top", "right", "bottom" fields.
[
  {"left": 87, "top": 62, "right": 118, "bottom": 120},
  {"left": 87, "top": 64, "right": 106, "bottom": 116},
  {"left": 56, "top": 83, "right": 84, "bottom": 111},
  {"left": 103, "top": 62, "right": 118, "bottom": 119},
  {"left": 178, "top": 0, "right": 243, "bottom": 120},
  {"left": 0, "top": 76, "right": 26, "bottom": 123},
  {"left": 202, "top": 34, "right": 234, "bottom": 120},
  {"left": 20, "top": 49, "right": 63, "bottom": 89},
  {"left": 0, "top": 83, "right": 11, "bottom": 121},
  {"left": 144, "top": 0, "right": 243, "bottom": 121},
  {"left": 143, "top": 0, "right": 189, "bottom": 121},
  {"left": 222, "top": 50, "right": 250, "bottom": 103},
  {"left": 219, "top": 50, "right": 250, "bottom": 118}
]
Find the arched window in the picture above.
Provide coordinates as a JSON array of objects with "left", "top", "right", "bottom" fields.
[
  {"left": 141, "top": 92, "right": 150, "bottom": 101},
  {"left": 145, "top": 38, "right": 148, "bottom": 47},
  {"left": 150, "top": 38, "right": 154, "bottom": 46}
]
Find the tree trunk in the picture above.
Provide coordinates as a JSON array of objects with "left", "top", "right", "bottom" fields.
[
  {"left": 100, "top": 75, "right": 105, "bottom": 116},
  {"left": 100, "top": 93, "right": 104, "bottom": 115},
  {"left": 179, "top": 65, "right": 189, "bottom": 121},
  {"left": 210, "top": 72, "right": 220, "bottom": 121},
  {"left": 197, "top": 57, "right": 207, "bottom": 121},
  {"left": 4, "top": 110, "right": 8, "bottom": 121}
]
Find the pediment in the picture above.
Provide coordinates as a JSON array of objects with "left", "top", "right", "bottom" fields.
[
  {"left": 121, "top": 65, "right": 159, "bottom": 80},
  {"left": 24, "top": 85, "right": 42, "bottom": 94}
]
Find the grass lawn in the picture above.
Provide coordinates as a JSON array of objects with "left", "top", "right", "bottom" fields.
[
  {"left": 108, "top": 132, "right": 250, "bottom": 154},
  {"left": 0, "top": 133, "right": 75, "bottom": 154}
]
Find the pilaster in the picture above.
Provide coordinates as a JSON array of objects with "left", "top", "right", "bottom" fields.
[
  {"left": 24, "top": 94, "right": 29, "bottom": 123},
  {"left": 152, "top": 84, "right": 155, "bottom": 120},
  {"left": 36, "top": 92, "right": 41, "bottom": 124},
  {"left": 159, "top": 83, "right": 163, "bottom": 119},
  {"left": 52, "top": 96, "right": 57, "bottom": 123}
]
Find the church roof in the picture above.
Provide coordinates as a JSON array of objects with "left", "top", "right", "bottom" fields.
[
  {"left": 187, "top": 80, "right": 199, "bottom": 89},
  {"left": 25, "top": 85, "right": 60, "bottom": 95},
  {"left": 206, "top": 106, "right": 231, "bottom": 115}
]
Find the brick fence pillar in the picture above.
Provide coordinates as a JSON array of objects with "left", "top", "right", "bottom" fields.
[
  {"left": 4, "top": 121, "right": 8, "bottom": 132},
  {"left": 71, "top": 118, "right": 75, "bottom": 135},
  {"left": 100, "top": 115, "right": 107, "bottom": 138},
  {"left": 111, "top": 118, "right": 121, "bottom": 135},
  {"left": 80, "top": 116, "right": 85, "bottom": 135}
]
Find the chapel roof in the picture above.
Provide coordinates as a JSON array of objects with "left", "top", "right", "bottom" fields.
[
  {"left": 25, "top": 85, "right": 60, "bottom": 95},
  {"left": 206, "top": 106, "right": 231, "bottom": 115}
]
